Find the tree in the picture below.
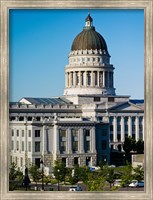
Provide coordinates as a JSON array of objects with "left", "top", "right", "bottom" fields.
[
  {"left": 123, "top": 136, "right": 135, "bottom": 154},
  {"left": 29, "top": 164, "right": 41, "bottom": 189},
  {"left": 103, "top": 164, "right": 116, "bottom": 189},
  {"left": 53, "top": 160, "right": 67, "bottom": 183},
  {"left": 85, "top": 171, "right": 106, "bottom": 191},
  {"left": 132, "top": 165, "right": 144, "bottom": 181},
  {"left": 120, "top": 162, "right": 133, "bottom": 187},
  {"left": 9, "top": 162, "right": 23, "bottom": 190},
  {"left": 136, "top": 139, "right": 144, "bottom": 154}
]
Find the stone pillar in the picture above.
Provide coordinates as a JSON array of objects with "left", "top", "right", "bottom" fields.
[
  {"left": 73, "top": 71, "right": 76, "bottom": 87},
  {"left": 113, "top": 117, "right": 117, "bottom": 142},
  {"left": 121, "top": 116, "right": 125, "bottom": 142},
  {"left": 53, "top": 123, "right": 60, "bottom": 161},
  {"left": 135, "top": 116, "right": 139, "bottom": 141},
  {"left": 97, "top": 71, "right": 100, "bottom": 87},
  {"left": 79, "top": 128, "right": 84, "bottom": 153},
  {"left": 103, "top": 71, "right": 105, "bottom": 87},
  {"left": 128, "top": 116, "right": 132, "bottom": 137},
  {"left": 67, "top": 128, "right": 72, "bottom": 153},
  {"left": 142, "top": 117, "right": 144, "bottom": 141},
  {"left": 91, "top": 127, "right": 96, "bottom": 153},
  {"left": 91, "top": 71, "right": 93, "bottom": 87}
]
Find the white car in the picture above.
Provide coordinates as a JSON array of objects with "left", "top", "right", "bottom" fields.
[
  {"left": 69, "top": 186, "right": 82, "bottom": 191},
  {"left": 114, "top": 179, "right": 122, "bottom": 187},
  {"left": 129, "top": 180, "right": 144, "bottom": 187}
]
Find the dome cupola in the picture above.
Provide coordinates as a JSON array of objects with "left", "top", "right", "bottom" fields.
[
  {"left": 71, "top": 13, "right": 108, "bottom": 54},
  {"left": 64, "top": 14, "right": 116, "bottom": 98}
]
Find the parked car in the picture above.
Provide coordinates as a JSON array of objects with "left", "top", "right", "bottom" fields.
[
  {"left": 114, "top": 179, "right": 122, "bottom": 187},
  {"left": 69, "top": 186, "right": 82, "bottom": 191},
  {"left": 129, "top": 180, "right": 144, "bottom": 187}
]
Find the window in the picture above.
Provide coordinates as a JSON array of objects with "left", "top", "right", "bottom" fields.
[
  {"left": 17, "top": 130, "right": 19, "bottom": 137},
  {"left": 108, "top": 97, "right": 114, "bottom": 102},
  {"left": 72, "top": 129, "right": 78, "bottom": 137},
  {"left": 11, "top": 129, "right": 14, "bottom": 136},
  {"left": 19, "top": 116, "right": 24, "bottom": 121},
  {"left": 28, "top": 141, "right": 31, "bottom": 152},
  {"left": 60, "top": 130, "right": 66, "bottom": 137},
  {"left": 72, "top": 141, "right": 78, "bottom": 152},
  {"left": 94, "top": 97, "right": 100, "bottom": 102},
  {"left": 16, "top": 141, "right": 19, "bottom": 151},
  {"left": 28, "top": 116, "right": 32, "bottom": 121},
  {"left": 62, "top": 158, "right": 66, "bottom": 166},
  {"left": 102, "top": 140, "right": 107, "bottom": 150},
  {"left": 35, "top": 130, "right": 40, "bottom": 137},
  {"left": 74, "top": 157, "right": 78, "bottom": 165},
  {"left": 28, "top": 130, "right": 31, "bottom": 137},
  {"left": 35, "top": 158, "right": 40, "bottom": 168},
  {"left": 22, "top": 141, "right": 24, "bottom": 151},
  {"left": 93, "top": 58, "right": 95, "bottom": 61},
  {"left": 20, "top": 157, "right": 23, "bottom": 167},
  {"left": 60, "top": 141, "right": 66, "bottom": 152},
  {"left": 11, "top": 141, "right": 14, "bottom": 150},
  {"left": 87, "top": 58, "right": 90, "bottom": 62},
  {"left": 35, "top": 142, "right": 40, "bottom": 152},
  {"left": 85, "top": 141, "right": 90, "bottom": 152},
  {"left": 22, "top": 130, "right": 24, "bottom": 137},
  {"left": 84, "top": 129, "right": 90, "bottom": 137}
]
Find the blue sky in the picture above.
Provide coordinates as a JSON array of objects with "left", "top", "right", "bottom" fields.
[{"left": 9, "top": 9, "right": 144, "bottom": 102}]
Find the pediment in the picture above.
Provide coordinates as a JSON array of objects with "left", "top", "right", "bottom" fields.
[{"left": 109, "top": 102, "right": 144, "bottom": 111}]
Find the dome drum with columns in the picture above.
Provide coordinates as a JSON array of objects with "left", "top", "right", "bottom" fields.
[{"left": 64, "top": 14, "right": 116, "bottom": 97}]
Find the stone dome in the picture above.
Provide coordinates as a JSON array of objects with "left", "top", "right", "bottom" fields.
[{"left": 71, "top": 14, "right": 108, "bottom": 53}]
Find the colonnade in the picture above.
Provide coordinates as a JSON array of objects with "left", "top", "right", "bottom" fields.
[
  {"left": 110, "top": 116, "right": 144, "bottom": 143},
  {"left": 65, "top": 70, "right": 114, "bottom": 88}
]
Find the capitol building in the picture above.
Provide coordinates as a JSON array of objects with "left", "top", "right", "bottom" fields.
[{"left": 9, "top": 14, "right": 144, "bottom": 172}]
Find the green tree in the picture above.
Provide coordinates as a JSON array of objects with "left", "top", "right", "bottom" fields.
[
  {"left": 29, "top": 164, "right": 41, "bottom": 189},
  {"left": 9, "top": 162, "right": 23, "bottom": 190},
  {"left": 120, "top": 162, "right": 133, "bottom": 187},
  {"left": 136, "top": 139, "right": 144, "bottom": 154},
  {"left": 123, "top": 136, "right": 135, "bottom": 154},
  {"left": 103, "top": 164, "right": 116, "bottom": 189},
  {"left": 53, "top": 160, "right": 67, "bottom": 183},
  {"left": 85, "top": 171, "right": 106, "bottom": 191},
  {"left": 132, "top": 165, "right": 144, "bottom": 181}
]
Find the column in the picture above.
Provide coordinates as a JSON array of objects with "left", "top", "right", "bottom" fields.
[
  {"left": 91, "top": 127, "right": 96, "bottom": 153},
  {"left": 73, "top": 71, "right": 76, "bottom": 87},
  {"left": 103, "top": 71, "right": 105, "bottom": 87},
  {"left": 79, "top": 71, "right": 81, "bottom": 86},
  {"left": 93, "top": 71, "right": 95, "bottom": 87},
  {"left": 142, "top": 117, "right": 144, "bottom": 141},
  {"left": 53, "top": 124, "right": 60, "bottom": 155},
  {"left": 97, "top": 71, "right": 100, "bottom": 87},
  {"left": 67, "top": 128, "right": 72, "bottom": 153},
  {"left": 121, "top": 116, "right": 125, "bottom": 142},
  {"left": 135, "top": 116, "right": 139, "bottom": 141},
  {"left": 91, "top": 71, "right": 94, "bottom": 87},
  {"left": 113, "top": 117, "right": 117, "bottom": 142},
  {"left": 79, "top": 128, "right": 84, "bottom": 153},
  {"left": 128, "top": 116, "right": 132, "bottom": 137},
  {"left": 67, "top": 72, "right": 70, "bottom": 87}
]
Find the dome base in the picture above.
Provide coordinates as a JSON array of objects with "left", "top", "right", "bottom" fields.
[{"left": 64, "top": 87, "right": 116, "bottom": 96}]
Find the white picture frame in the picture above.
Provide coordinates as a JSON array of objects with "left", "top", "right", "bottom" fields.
[{"left": 0, "top": 0, "right": 153, "bottom": 200}]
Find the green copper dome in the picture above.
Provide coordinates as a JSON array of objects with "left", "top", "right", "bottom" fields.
[{"left": 71, "top": 14, "right": 108, "bottom": 53}]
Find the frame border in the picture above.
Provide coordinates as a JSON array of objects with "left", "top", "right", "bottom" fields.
[{"left": 0, "top": 0, "right": 153, "bottom": 200}]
